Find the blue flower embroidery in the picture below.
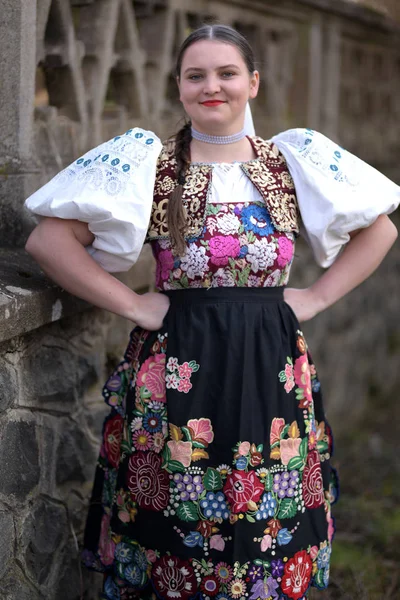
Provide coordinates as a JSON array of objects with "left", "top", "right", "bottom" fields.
[
  {"left": 103, "top": 576, "right": 121, "bottom": 600},
  {"left": 241, "top": 205, "right": 275, "bottom": 236}
]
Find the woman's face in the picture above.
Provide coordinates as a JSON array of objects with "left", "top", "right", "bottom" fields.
[{"left": 177, "top": 39, "right": 259, "bottom": 135}]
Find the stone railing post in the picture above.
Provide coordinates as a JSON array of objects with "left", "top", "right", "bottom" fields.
[{"left": 0, "top": 0, "right": 38, "bottom": 247}]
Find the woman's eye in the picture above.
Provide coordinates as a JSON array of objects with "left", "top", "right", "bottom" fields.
[
  {"left": 188, "top": 74, "right": 202, "bottom": 81},
  {"left": 222, "top": 72, "right": 235, "bottom": 78}
]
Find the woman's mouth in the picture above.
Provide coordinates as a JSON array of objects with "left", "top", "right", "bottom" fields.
[{"left": 201, "top": 101, "right": 226, "bottom": 107}]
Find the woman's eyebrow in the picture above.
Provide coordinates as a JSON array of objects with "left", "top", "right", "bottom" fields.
[{"left": 183, "top": 63, "right": 240, "bottom": 74}]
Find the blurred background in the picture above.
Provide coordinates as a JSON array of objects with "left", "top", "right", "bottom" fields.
[{"left": 0, "top": 1, "right": 399, "bottom": 599}]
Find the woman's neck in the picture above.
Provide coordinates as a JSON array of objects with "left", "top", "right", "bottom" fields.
[{"left": 189, "top": 136, "right": 256, "bottom": 164}]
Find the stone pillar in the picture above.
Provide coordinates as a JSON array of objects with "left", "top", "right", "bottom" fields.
[
  {"left": 321, "top": 17, "right": 341, "bottom": 141},
  {"left": 0, "top": 0, "right": 38, "bottom": 247},
  {"left": 307, "top": 14, "right": 323, "bottom": 130}
]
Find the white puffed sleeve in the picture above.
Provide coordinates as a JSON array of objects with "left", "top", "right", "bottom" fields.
[
  {"left": 24, "top": 128, "right": 162, "bottom": 272},
  {"left": 270, "top": 128, "right": 400, "bottom": 267}
]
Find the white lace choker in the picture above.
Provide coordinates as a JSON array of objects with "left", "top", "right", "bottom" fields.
[{"left": 191, "top": 126, "right": 246, "bottom": 145}]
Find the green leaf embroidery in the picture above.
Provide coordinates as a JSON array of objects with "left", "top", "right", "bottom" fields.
[
  {"left": 177, "top": 502, "right": 199, "bottom": 522},
  {"left": 192, "top": 440, "right": 206, "bottom": 449},
  {"left": 287, "top": 455, "right": 305, "bottom": 471},
  {"left": 228, "top": 257, "right": 236, "bottom": 269},
  {"left": 208, "top": 204, "right": 221, "bottom": 215},
  {"left": 168, "top": 459, "right": 186, "bottom": 473},
  {"left": 277, "top": 498, "right": 298, "bottom": 519},
  {"left": 246, "top": 514, "right": 256, "bottom": 523},
  {"left": 203, "top": 467, "right": 223, "bottom": 491},
  {"left": 265, "top": 472, "right": 273, "bottom": 492},
  {"left": 281, "top": 424, "right": 290, "bottom": 439},
  {"left": 140, "top": 386, "right": 151, "bottom": 400},
  {"left": 181, "top": 426, "right": 192, "bottom": 441},
  {"left": 257, "top": 444, "right": 264, "bottom": 453},
  {"left": 299, "top": 437, "right": 308, "bottom": 459},
  {"left": 317, "top": 440, "right": 329, "bottom": 454}
]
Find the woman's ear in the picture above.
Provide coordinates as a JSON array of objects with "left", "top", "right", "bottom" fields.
[{"left": 249, "top": 70, "right": 260, "bottom": 99}]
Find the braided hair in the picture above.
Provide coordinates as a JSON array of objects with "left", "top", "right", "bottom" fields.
[
  {"left": 167, "top": 24, "right": 256, "bottom": 256},
  {"left": 167, "top": 122, "right": 192, "bottom": 257}
]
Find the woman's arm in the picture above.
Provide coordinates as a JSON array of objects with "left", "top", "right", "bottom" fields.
[
  {"left": 284, "top": 214, "right": 398, "bottom": 322},
  {"left": 25, "top": 217, "right": 169, "bottom": 330}
]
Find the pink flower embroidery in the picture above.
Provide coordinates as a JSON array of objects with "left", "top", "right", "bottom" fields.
[
  {"left": 146, "top": 549, "right": 158, "bottom": 563},
  {"left": 328, "top": 515, "right": 335, "bottom": 543},
  {"left": 280, "top": 438, "right": 302, "bottom": 466},
  {"left": 277, "top": 237, "right": 294, "bottom": 267},
  {"left": 187, "top": 418, "right": 214, "bottom": 445},
  {"left": 284, "top": 379, "right": 295, "bottom": 393},
  {"left": 98, "top": 513, "right": 115, "bottom": 566},
  {"left": 178, "top": 362, "right": 193, "bottom": 379},
  {"left": 209, "top": 235, "right": 240, "bottom": 267},
  {"left": 132, "top": 428, "right": 153, "bottom": 451},
  {"left": 294, "top": 354, "right": 313, "bottom": 407},
  {"left": 210, "top": 534, "right": 225, "bottom": 551},
  {"left": 261, "top": 534, "right": 272, "bottom": 552},
  {"left": 137, "top": 353, "right": 166, "bottom": 402},
  {"left": 167, "top": 440, "right": 193, "bottom": 467},
  {"left": 156, "top": 249, "right": 174, "bottom": 282},
  {"left": 270, "top": 417, "right": 285, "bottom": 446},
  {"left": 127, "top": 451, "right": 169, "bottom": 511},
  {"left": 178, "top": 378, "right": 192, "bottom": 393},
  {"left": 238, "top": 441, "right": 251, "bottom": 456},
  {"left": 223, "top": 470, "right": 264, "bottom": 513}
]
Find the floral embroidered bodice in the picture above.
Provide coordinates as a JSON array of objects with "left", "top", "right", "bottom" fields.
[{"left": 151, "top": 198, "right": 295, "bottom": 290}]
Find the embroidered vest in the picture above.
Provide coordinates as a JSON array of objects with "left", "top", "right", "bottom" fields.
[{"left": 146, "top": 136, "right": 299, "bottom": 242}]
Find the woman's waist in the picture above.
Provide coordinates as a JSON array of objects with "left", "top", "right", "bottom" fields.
[{"left": 162, "top": 285, "right": 285, "bottom": 306}]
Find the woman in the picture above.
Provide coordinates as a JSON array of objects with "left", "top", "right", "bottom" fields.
[{"left": 25, "top": 24, "right": 398, "bottom": 600}]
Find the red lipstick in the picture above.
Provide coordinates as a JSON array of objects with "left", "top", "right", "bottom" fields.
[{"left": 201, "top": 101, "right": 226, "bottom": 107}]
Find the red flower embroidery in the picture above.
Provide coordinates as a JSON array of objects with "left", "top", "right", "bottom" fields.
[
  {"left": 127, "top": 452, "right": 169, "bottom": 511},
  {"left": 281, "top": 550, "right": 312, "bottom": 599},
  {"left": 200, "top": 576, "right": 219, "bottom": 596},
  {"left": 196, "top": 520, "right": 214, "bottom": 538},
  {"left": 103, "top": 414, "right": 124, "bottom": 468},
  {"left": 266, "top": 518, "right": 282, "bottom": 539},
  {"left": 302, "top": 450, "right": 324, "bottom": 509},
  {"left": 223, "top": 470, "right": 264, "bottom": 513},
  {"left": 153, "top": 555, "right": 197, "bottom": 600},
  {"left": 249, "top": 451, "right": 263, "bottom": 467}
]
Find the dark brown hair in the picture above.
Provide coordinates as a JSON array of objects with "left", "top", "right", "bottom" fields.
[{"left": 167, "top": 24, "right": 256, "bottom": 256}]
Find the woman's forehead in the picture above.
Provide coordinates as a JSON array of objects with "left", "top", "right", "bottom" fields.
[{"left": 181, "top": 40, "right": 245, "bottom": 71}]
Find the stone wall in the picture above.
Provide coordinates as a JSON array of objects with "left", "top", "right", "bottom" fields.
[{"left": 0, "top": 1, "right": 399, "bottom": 599}]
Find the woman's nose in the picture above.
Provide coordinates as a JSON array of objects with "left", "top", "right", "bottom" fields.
[{"left": 203, "top": 76, "right": 221, "bottom": 95}]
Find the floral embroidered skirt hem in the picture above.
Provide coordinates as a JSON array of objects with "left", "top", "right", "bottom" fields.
[{"left": 82, "top": 287, "right": 339, "bottom": 600}]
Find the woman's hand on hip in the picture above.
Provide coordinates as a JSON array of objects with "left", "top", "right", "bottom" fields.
[
  {"left": 283, "top": 287, "right": 322, "bottom": 323},
  {"left": 131, "top": 292, "right": 170, "bottom": 331}
]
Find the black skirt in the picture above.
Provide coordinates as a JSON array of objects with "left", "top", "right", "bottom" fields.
[{"left": 82, "top": 287, "right": 338, "bottom": 600}]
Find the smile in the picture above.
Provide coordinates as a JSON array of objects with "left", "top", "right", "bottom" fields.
[{"left": 201, "top": 101, "right": 226, "bottom": 107}]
